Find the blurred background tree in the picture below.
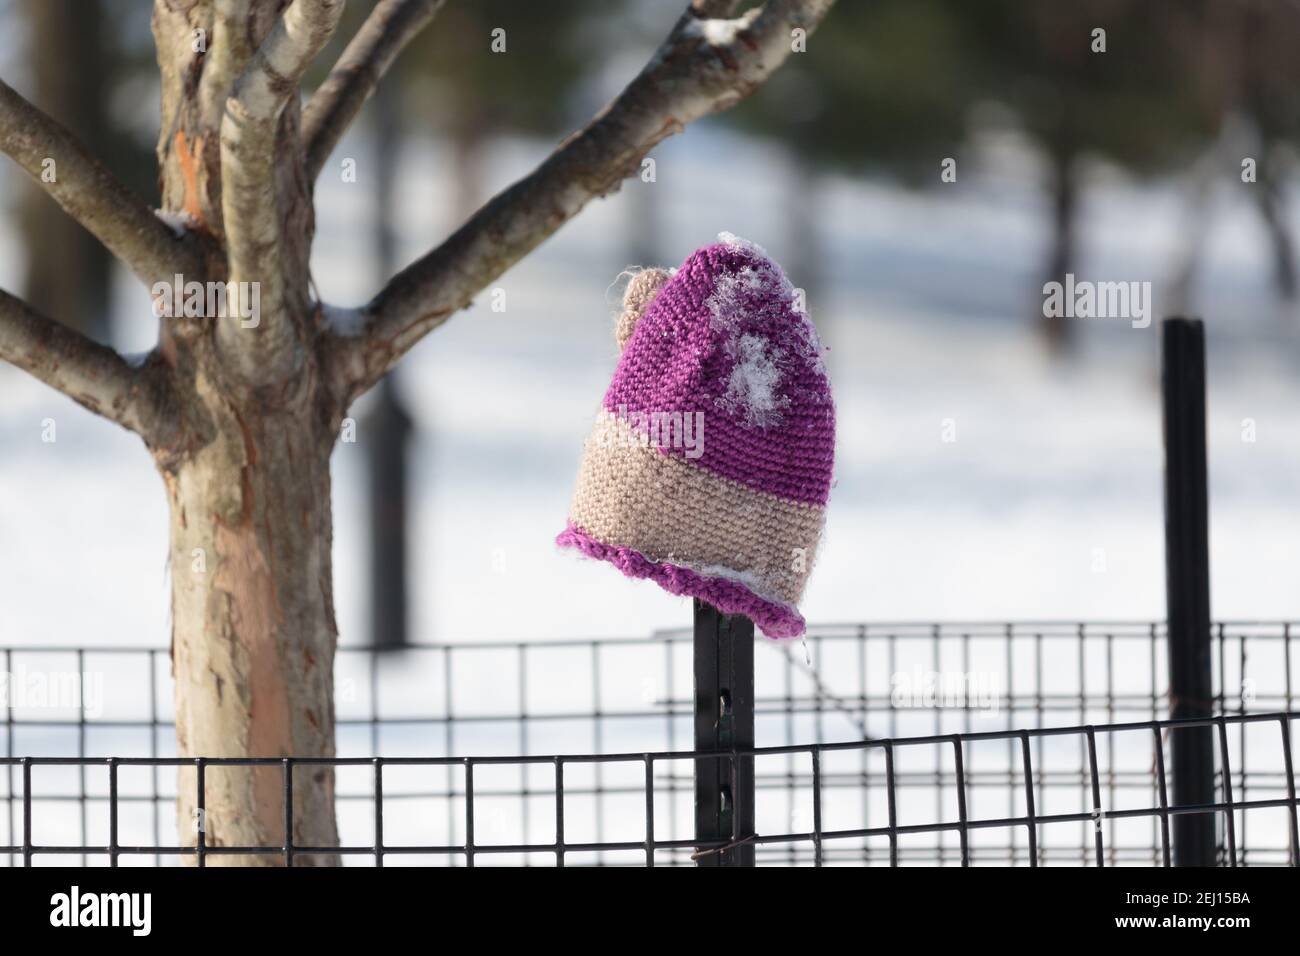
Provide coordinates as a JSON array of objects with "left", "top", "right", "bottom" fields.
[
  {"left": 358, "top": 0, "right": 600, "bottom": 219},
  {"left": 1237, "top": 8, "right": 1300, "bottom": 307},
  {"left": 17, "top": 0, "right": 1299, "bottom": 351},
  {"left": 728, "top": 0, "right": 1224, "bottom": 352},
  {"left": 17, "top": 0, "right": 111, "bottom": 341},
  {"left": 12, "top": 0, "right": 161, "bottom": 343},
  {"left": 725, "top": 0, "right": 975, "bottom": 299},
  {"left": 959, "top": 0, "right": 1213, "bottom": 351}
]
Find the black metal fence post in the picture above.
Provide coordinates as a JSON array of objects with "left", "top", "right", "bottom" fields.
[
  {"left": 1161, "top": 317, "right": 1217, "bottom": 866},
  {"left": 694, "top": 600, "right": 755, "bottom": 866}
]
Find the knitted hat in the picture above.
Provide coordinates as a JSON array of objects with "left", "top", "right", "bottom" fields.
[{"left": 556, "top": 234, "right": 835, "bottom": 639}]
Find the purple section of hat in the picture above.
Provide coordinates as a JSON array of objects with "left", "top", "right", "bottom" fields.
[{"left": 603, "top": 241, "right": 835, "bottom": 506}]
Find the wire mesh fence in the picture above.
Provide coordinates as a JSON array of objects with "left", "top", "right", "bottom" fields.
[
  {"left": 4, "top": 713, "right": 1297, "bottom": 867},
  {"left": 2, "top": 622, "right": 1297, "bottom": 866}
]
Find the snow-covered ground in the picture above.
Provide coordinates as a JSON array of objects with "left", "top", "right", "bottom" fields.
[{"left": 1, "top": 123, "right": 1298, "bottom": 646}]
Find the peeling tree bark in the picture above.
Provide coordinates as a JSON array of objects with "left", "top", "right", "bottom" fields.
[
  {"left": 167, "top": 378, "right": 342, "bottom": 864},
  {"left": 0, "top": 0, "right": 836, "bottom": 866}
]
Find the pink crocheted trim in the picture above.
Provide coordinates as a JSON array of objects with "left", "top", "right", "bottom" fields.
[{"left": 556, "top": 523, "right": 806, "bottom": 639}]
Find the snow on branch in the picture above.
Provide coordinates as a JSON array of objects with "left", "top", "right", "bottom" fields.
[
  {"left": 333, "top": 0, "right": 836, "bottom": 399},
  {"left": 0, "top": 289, "right": 173, "bottom": 440},
  {"left": 219, "top": 0, "right": 344, "bottom": 382},
  {"left": 303, "top": 0, "right": 448, "bottom": 183},
  {"left": 0, "top": 79, "right": 205, "bottom": 286}
]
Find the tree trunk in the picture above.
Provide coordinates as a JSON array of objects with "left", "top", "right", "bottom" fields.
[
  {"left": 150, "top": 0, "right": 342, "bottom": 865},
  {"left": 1042, "top": 141, "right": 1077, "bottom": 355},
  {"left": 1254, "top": 154, "right": 1297, "bottom": 304},
  {"left": 166, "top": 399, "right": 341, "bottom": 865}
]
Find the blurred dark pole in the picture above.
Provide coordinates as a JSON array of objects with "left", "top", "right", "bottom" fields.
[
  {"left": 1253, "top": 151, "right": 1298, "bottom": 302},
  {"left": 365, "top": 79, "right": 414, "bottom": 651},
  {"left": 1041, "top": 133, "right": 1077, "bottom": 355},
  {"left": 1161, "top": 318, "right": 1216, "bottom": 866},
  {"left": 19, "top": 0, "right": 111, "bottom": 341},
  {"left": 1033, "top": 0, "right": 1082, "bottom": 358}
]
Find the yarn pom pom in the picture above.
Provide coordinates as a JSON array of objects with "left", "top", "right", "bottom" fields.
[{"left": 615, "top": 267, "right": 672, "bottom": 351}]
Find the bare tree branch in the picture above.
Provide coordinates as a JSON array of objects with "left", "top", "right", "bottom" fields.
[
  {"left": 219, "top": 0, "right": 344, "bottom": 382},
  {"left": 333, "top": 0, "right": 836, "bottom": 397},
  {"left": 0, "top": 78, "right": 205, "bottom": 286},
  {"left": 303, "top": 0, "right": 446, "bottom": 183},
  {"left": 0, "top": 289, "right": 173, "bottom": 439},
  {"left": 199, "top": 1, "right": 255, "bottom": 130}
]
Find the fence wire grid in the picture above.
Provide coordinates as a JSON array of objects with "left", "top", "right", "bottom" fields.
[{"left": 2, "top": 621, "right": 1298, "bottom": 866}]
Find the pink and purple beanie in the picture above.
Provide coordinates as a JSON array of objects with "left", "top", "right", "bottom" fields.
[{"left": 556, "top": 233, "right": 835, "bottom": 639}]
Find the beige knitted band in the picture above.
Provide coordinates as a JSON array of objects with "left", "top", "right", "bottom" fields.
[{"left": 567, "top": 409, "right": 825, "bottom": 606}]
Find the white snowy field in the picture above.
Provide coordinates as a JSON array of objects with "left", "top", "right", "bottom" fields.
[{"left": 5, "top": 125, "right": 1297, "bottom": 651}]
